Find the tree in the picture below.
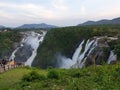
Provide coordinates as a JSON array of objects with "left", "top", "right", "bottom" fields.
[{"left": 114, "top": 44, "right": 120, "bottom": 59}]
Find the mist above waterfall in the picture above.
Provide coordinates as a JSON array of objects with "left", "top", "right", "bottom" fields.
[
  {"left": 56, "top": 36, "right": 118, "bottom": 69},
  {"left": 56, "top": 39, "right": 95, "bottom": 68}
]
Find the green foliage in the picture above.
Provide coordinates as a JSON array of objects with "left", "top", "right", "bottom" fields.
[
  {"left": 1, "top": 64, "right": 120, "bottom": 89},
  {"left": 115, "top": 44, "right": 120, "bottom": 59},
  {"left": 22, "top": 71, "right": 46, "bottom": 82},
  {"left": 0, "top": 31, "right": 22, "bottom": 58},
  {"left": 71, "top": 71, "right": 81, "bottom": 78},
  {"left": 33, "top": 25, "right": 120, "bottom": 68},
  {"left": 47, "top": 69, "right": 60, "bottom": 79}
]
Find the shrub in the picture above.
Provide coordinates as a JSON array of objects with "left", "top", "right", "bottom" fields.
[
  {"left": 47, "top": 66, "right": 54, "bottom": 70},
  {"left": 114, "top": 44, "right": 120, "bottom": 59},
  {"left": 71, "top": 71, "right": 81, "bottom": 78},
  {"left": 47, "top": 69, "right": 59, "bottom": 79},
  {"left": 22, "top": 71, "right": 46, "bottom": 82}
]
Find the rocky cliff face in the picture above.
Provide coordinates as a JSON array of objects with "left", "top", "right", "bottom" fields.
[
  {"left": 85, "top": 37, "right": 114, "bottom": 66},
  {"left": 9, "top": 30, "right": 46, "bottom": 66},
  {"left": 57, "top": 36, "right": 118, "bottom": 69}
]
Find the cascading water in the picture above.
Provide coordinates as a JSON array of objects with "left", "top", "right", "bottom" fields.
[
  {"left": 25, "top": 31, "right": 46, "bottom": 66},
  {"left": 77, "top": 40, "right": 95, "bottom": 67},
  {"left": 9, "top": 47, "right": 21, "bottom": 61},
  {"left": 9, "top": 30, "right": 46, "bottom": 66},
  {"left": 72, "top": 40, "right": 85, "bottom": 63},
  {"left": 107, "top": 51, "right": 117, "bottom": 64},
  {"left": 59, "top": 39, "right": 97, "bottom": 69},
  {"left": 57, "top": 54, "right": 73, "bottom": 69},
  {"left": 87, "top": 39, "right": 98, "bottom": 56},
  {"left": 58, "top": 36, "right": 118, "bottom": 69}
]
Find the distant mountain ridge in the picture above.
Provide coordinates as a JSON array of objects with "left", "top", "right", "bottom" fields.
[
  {"left": 0, "top": 25, "right": 5, "bottom": 28},
  {"left": 78, "top": 17, "right": 120, "bottom": 26},
  {"left": 17, "top": 23, "right": 58, "bottom": 29}
]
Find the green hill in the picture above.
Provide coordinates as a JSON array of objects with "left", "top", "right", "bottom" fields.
[{"left": 78, "top": 17, "right": 120, "bottom": 26}]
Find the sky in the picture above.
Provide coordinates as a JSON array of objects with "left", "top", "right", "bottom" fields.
[{"left": 0, "top": 0, "right": 120, "bottom": 27}]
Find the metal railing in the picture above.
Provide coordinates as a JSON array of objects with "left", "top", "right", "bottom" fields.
[{"left": 0, "top": 64, "right": 24, "bottom": 73}]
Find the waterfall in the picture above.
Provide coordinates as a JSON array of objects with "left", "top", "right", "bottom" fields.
[
  {"left": 59, "top": 39, "right": 96, "bottom": 69},
  {"left": 57, "top": 54, "right": 73, "bottom": 69},
  {"left": 25, "top": 31, "right": 46, "bottom": 66},
  {"left": 77, "top": 40, "right": 95, "bottom": 68},
  {"left": 9, "top": 47, "right": 20, "bottom": 61},
  {"left": 87, "top": 39, "right": 98, "bottom": 56},
  {"left": 24, "top": 50, "right": 37, "bottom": 66},
  {"left": 57, "top": 36, "right": 118, "bottom": 68},
  {"left": 9, "top": 40, "right": 24, "bottom": 61},
  {"left": 107, "top": 51, "right": 117, "bottom": 64},
  {"left": 58, "top": 40, "right": 85, "bottom": 68},
  {"left": 9, "top": 30, "right": 46, "bottom": 66},
  {"left": 72, "top": 40, "right": 85, "bottom": 63}
]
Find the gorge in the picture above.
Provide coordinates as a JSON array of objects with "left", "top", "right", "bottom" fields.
[
  {"left": 9, "top": 30, "right": 46, "bottom": 66},
  {"left": 57, "top": 36, "right": 118, "bottom": 69},
  {"left": 1, "top": 25, "right": 120, "bottom": 69}
]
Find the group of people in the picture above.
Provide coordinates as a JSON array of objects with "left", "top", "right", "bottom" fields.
[{"left": 0, "top": 59, "right": 15, "bottom": 66}]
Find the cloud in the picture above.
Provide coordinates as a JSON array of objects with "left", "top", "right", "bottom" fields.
[
  {"left": 0, "top": 2, "right": 56, "bottom": 19},
  {"left": 51, "top": 0, "right": 68, "bottom": 11},
  {"left": 0, "top": 0, "right": 120, "bottom": 27},
  {"left": 80, "top": 5, "right": 87, "bottom": 15}
]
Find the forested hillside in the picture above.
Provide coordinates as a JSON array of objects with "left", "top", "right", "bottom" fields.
[
  {"left": 0, "top": 31, "right": 22, "bottom": 59},
  {"left": 33, "top": 25, "right": 120, "bottom": 68}
]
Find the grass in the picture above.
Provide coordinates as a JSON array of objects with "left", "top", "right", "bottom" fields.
[
  {"left": 0, "top": 64, "right": 120, "bottom": 90},
  {"left": 0, "top": 67, "right": 30, "bottom": 89}
]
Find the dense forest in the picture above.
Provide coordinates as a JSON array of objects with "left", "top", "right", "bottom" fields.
[
  {"left": 0, "top": 31, "right": 22, "bottom": 59},
  {"left": 33, "top": 25, "right": 120, "bottom": 68}
]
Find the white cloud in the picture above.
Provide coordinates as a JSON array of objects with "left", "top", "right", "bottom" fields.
[
  {"left": 51, "top": 0, "right": 68, "bottom": 11},
  {"left": 80, "top": 5, "right": 87, "bottom": 15},
  {"left": 0, "top": 2, "right": 56, "bottom": 20},
  {"left": 0, "top": 0, "right": 120, "bottom": 27}
]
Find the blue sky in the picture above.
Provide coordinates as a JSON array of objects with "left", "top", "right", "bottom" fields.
[{"left": 0, "top": 0, "right": 120, "bottom": 27}]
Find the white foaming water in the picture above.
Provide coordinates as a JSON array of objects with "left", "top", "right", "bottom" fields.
[
  {"left": 107, "top": 51, "right": 117, "bottom": 64},
  {"left": 25, "top": 50, "right": 37, "bottom": 66},
  {"left": 79, "top": 57, "right": 87, "bottom": 68},
  {"left": 58, "top": 37, "right": 118, "bottom": 69},
  {"left": 24, "top": 32, "right": 40, "bottom": 50},
  {"left": 25, "top": 31, "right": 46, "bottom": 66},
  {"left": 9, "top": 30, "right": 47, "bottom": 66},
  {"left": 59, "top": 40, "right": 85, "bottom": 68},
  {"left": 59, "top": 55, "right": 73, "bottom": 69},
  {"left": 72, "top": 40, "right": 85, "bottom": 63},
  {"left": 9, "top": 47, "right": 20, "bottom": 61},
  {"left": 59, "top": 39, "right": 95, "bottom": 68},
  {"left": 9, "top": 40, "right": 24, "bottom": 61},
  {"left": 77, "top": 40, "right": 95, "bottom": 67},
  {"left": 87, "top": 39, "right": 98, "bottom": 56}
]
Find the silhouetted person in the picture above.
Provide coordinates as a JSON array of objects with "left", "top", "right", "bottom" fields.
[{"left": 2, "top": 59, "right": 6, "bottom": 65}]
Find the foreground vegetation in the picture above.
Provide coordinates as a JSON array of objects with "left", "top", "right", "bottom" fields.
[
  {"left": 33, "top": 25, "right": 120, "bottom": 68},
  {"left": 0, "top": 63, "right": 120, "bottom": 90}
]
